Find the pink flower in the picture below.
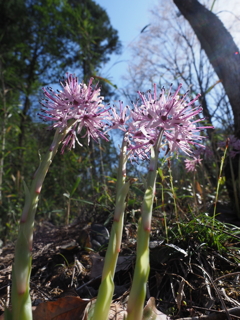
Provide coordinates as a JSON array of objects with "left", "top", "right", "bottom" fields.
[
  {"left": 184, "top": 156, "right": 202, "bottom": 172},
  {"left": 127, "top": 84, "right": 213, "bottom": 159},
  {"left": 39, "top": 74, "right": 111, "bottom": 153},
  {"left": 108, "top": 101, "right": 129, "bottom": 132}
]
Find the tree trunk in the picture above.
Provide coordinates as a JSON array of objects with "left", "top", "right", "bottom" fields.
[
  {"left": 173, "top": 0, "right": 240, "bottom": 216},
  {"left": 173, "top": 0, "right": 240, "bottom": 137}
]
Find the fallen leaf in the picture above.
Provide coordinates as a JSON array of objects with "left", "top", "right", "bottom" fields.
[
  {"left": 33, "top": 296, "right": 89, "bottom": 320},
  {"left": 108, "top": 303, "right": 127, "bottom": 320}
]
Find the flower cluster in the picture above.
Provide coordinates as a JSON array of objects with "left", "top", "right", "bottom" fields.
[
  {"left": 39, "top": 74, "right": 111, "bottom": 152},
  {"left": 40, "top": 74, "right": 213, "bottom": 159},
  {"left": 127, "top": 84, "right": 212, "bottom": 160},
  {"left": 184, "top": 156, "right": 202, "bottom": 172}
]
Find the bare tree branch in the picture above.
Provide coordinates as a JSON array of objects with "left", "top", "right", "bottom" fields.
[{"left": 173, "top": 0, "right": 240, "bottom": 137}]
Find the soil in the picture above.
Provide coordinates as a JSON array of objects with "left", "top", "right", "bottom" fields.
[{"left": 1, "top": 207, "right": 240, "bottom": 319}]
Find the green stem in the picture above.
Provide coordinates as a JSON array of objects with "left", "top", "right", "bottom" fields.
[
  {"left": 212, "top": 141, "right": 228, "bottom": 228},
  {"left": 126, "top": 129, "right": 163, "bottom": 320},
  {"left": 160, "top": 181, "right": 168, "bottom": 242},
  {"left": 168, "top": 159, "right": 181, "bottom": 235},
  {"left": 91, "top": 136, "right": 130, "bottom": 320},
  {"left": 9, "top": 127, "right": 67, "bottom": 320}
]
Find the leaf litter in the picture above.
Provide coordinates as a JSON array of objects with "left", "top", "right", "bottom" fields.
[{"left": 1, "top": 211, "right": 240, "bottom": 319}]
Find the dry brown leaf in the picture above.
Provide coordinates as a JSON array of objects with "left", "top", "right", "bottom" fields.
[
  {"left": 33, "top": 296, "right": 89, "bottom": 320},
  {"left": 195, "top": 181, "right": 203, "bottom": 198},
  {"left": 108, "top": 303, "right": 127, "bottom": 320}
]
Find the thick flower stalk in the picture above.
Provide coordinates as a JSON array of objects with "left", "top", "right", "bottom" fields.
[
  {"left": 7, "top": 75, "right": 109, "bottom": 320},
  {"left": 91, "top": 135, "right": 130, "bottom": 320},
  {"left": 9, "top": 128, "right": 66, "bottom": 320},
  {"left": 126, "top": 130, "right": 163, "bottom": 320},
  {"left": 126, "top": 84, "right": 213, "bottom": 320}
]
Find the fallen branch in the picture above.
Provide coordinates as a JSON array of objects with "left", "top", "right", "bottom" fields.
[{"left": 176, "top": 307, "right": 240, "bottom": 320}]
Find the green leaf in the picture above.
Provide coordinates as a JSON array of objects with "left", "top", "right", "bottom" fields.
[
  {"left": 91, "top": 74, "right": 118, "bottom": 89},
  {"left": 70, "top": 176, "right": 81, "bottom": 196}
]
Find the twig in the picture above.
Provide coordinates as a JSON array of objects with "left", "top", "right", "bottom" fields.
[{"left": 192, "top": 264, "right": 231, "bottom": 320}]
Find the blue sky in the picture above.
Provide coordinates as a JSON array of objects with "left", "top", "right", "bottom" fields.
[
  {"left": 95, "top": 0, "right": 157, "bottom": 90},
  {"left": 93, "top": 0, "right": 240, "bottom": 146},
  {"left": 95, "top": 0, "right": 240, "bottom": 97}
]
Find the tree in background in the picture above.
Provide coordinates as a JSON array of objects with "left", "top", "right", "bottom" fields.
[
  {"left": 63, "top": 0, "right": 122, "bottom": 183},
  {"left": 65, "top": 0, "right": 121, "bottom": 79},
  {"left": 172, "top": 0, "right": 240, "bottom": 214},
  {"left": 173, "top": 0, "right": 240, "bottom": 138},
  {"left": 0, "top": 0, "right": 121, "bottom": 163},
  {"left": 124, "top": 0, "right": 240, "bottom": 211},
  {"left": 0, "top": 0, "right": 121, "bottom": 239},
  {"left": 124, "top": 1, "right": 232, "bottom": 135}
]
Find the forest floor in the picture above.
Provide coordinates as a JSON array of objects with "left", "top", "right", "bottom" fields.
[{"left": 1, "top": 207, "right": 240, "bottom": 320}]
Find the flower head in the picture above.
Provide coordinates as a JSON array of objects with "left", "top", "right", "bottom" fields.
[
  {"left": 127, "top": 84, "right": 213, "bottom": 160},
  {"left": 184, "top": 156, "right": 202, "bottom": 172},
  {"left": 39, "top": 74, "right": 111, "bottom": 153},
  {"left": 108, "top": 101, "right": 129, "bottom": 132}
]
